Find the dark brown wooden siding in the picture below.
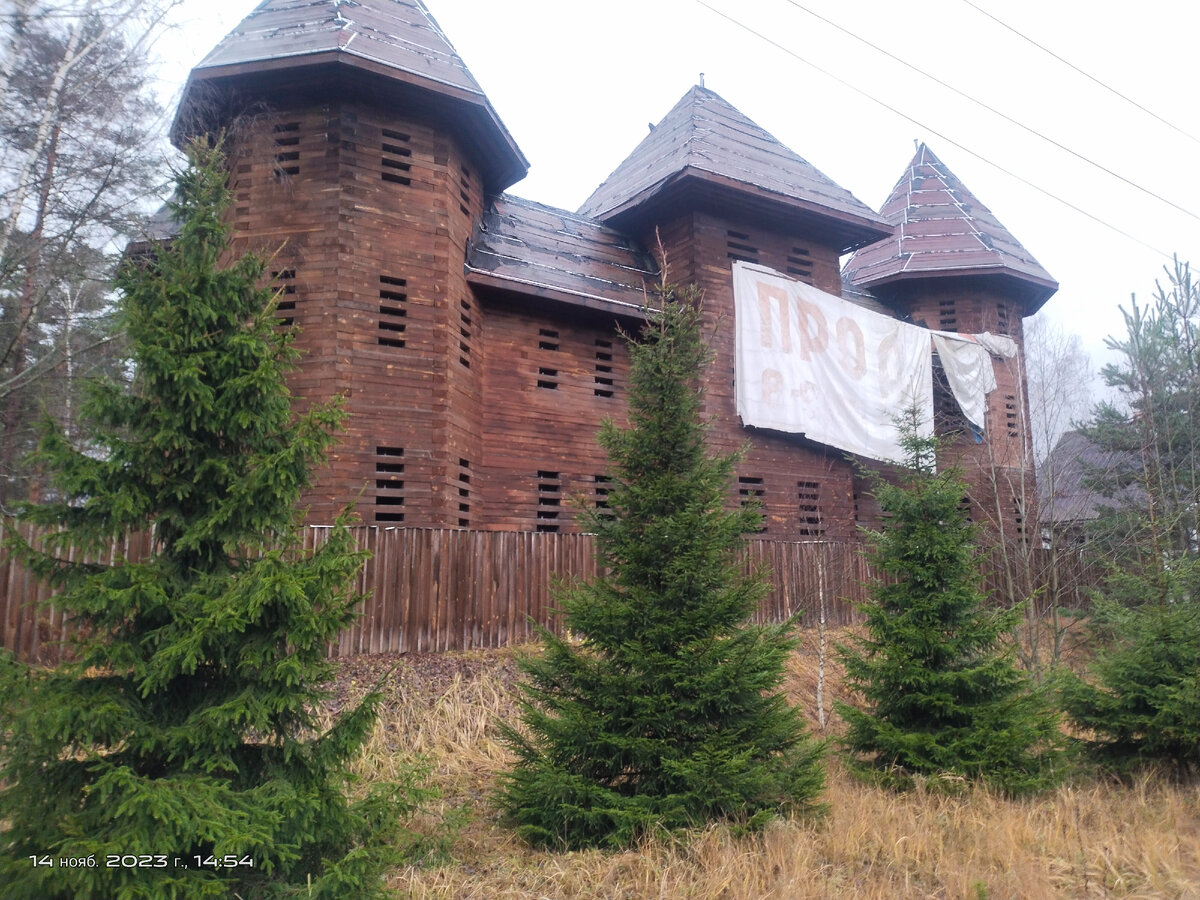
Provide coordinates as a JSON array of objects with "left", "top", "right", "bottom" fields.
[
  {"left": 224, "top": 101, "right": 502, "bottom": 528},
  {"left": 644, "top": 209, "right": 861, "bottom": 541},
  {"left": 228, "top": 109, "right": 343, "bottom": 494},
  {"left": 335, "top": 107, "right": 452, "bottom": 527},
  {"left": 477, "top": 302, "right": 631, "bottom": 532},
  {"left": 217, "top": 105, "right": 1031, "bottom": 546},
  {"left": 902, "top": 279, "right": 1035, "bottom": 544}
]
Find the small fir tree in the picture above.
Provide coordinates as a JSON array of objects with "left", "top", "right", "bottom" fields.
[
  {"left": 496, "top": 286, "right": 824, "bottom": 850},
  {"left": 1058, "top": 593, "right": 1200, "bottom": 773},
  {"left": 0, "top": 142, "right": 419, "bottom": 899},
  {"left": 836, "top": 411, "right": 1061, "bottom": 794}
]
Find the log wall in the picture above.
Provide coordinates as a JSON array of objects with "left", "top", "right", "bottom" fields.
[
  {"left": 648, "top": 209, "right": 862, "bottom": 542},
  {"left": 477, "top": 301, "right": 631, "bottom": 532},
  {"left": 225, "top": 99, "right": 495, "bottom": 529},
  {"left": 214, "top": 93, "right": 1037, "bottom": 548},
  {"left": 890, "top": 277, "right": 1036, "bottom": 545}
]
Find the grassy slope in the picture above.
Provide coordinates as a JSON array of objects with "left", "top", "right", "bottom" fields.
[{"left": 333, "top": 631, "right": 1200, "bottom": 900}]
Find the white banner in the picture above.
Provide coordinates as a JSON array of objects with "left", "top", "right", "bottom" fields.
[
  {"left": 929, "top": 330, "right": 1017, "bottom": 434},
  {"left": 733, "top": 262, "right": 933, "bottom": 463}
]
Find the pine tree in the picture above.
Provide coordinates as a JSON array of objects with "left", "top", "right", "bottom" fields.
[
  {"left": 1058, "top": 260, "right": 1200, "bottom": 772},
  {"left": 495, "top": 286, "right": 824, "bottom": 850},
  {"left": 836, "top": 411, "right": 1062, "bottom": 794},
  {"left": 0, "top": 142, "right": 419, "bottom": 899}
]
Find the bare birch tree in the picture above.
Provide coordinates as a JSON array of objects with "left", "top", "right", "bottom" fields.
[
  {"left": 0, "top": 0, "right": 175, "bottom": 505},
  {"left": 1025, "top": 314, "right": 1094, "bottom": 470},
  {"left": 962, "top": 317, "right": 1093, "bottom": 675}
]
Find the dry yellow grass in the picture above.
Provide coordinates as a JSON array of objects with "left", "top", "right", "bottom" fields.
[{"left": 333, "top": 632, "right": 1200, "bottom": 899}]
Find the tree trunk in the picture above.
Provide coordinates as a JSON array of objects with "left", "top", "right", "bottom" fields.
[{"left": 1, "top": 124, "right": 58, "bottom": 503}]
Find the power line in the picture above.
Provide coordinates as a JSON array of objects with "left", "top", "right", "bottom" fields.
[
  {"left": 959, "top": 0, "right": 1200, "bottom": 149},
  {"left": 779, "top": 0, "right": 1200, "bottom": 225},
  {"left": 693, "top": 0, "right": 1173, "bottom": 260}
]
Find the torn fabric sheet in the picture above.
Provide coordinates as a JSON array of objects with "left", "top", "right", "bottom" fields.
[
  {"left": 973, "top": 332, "right": 1018, "bottom": 359},
  {"left": 733, "top": 262, "right": 933, "bottom": 463},
  {"left": 931, "top": 331, "right": 1018, "bottom": 432}
]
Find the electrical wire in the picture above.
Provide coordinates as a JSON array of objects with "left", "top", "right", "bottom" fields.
[
  {"left": 779, "top": 0, "right": 1200, "bottom": 225},
  {"left": 693, "top": 0, "right": 1173, "bottom": 260},
  {"left": 959, "top": 0, "right": 1200, "bottom": 149}
]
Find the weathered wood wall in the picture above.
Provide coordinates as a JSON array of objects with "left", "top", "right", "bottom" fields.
[
  {"left": 648, "top": 208, "right": 863, "bottom": 542},
  {"left": 226, "top": 97, "right": 492, "bottom": 529},
  {"left": 0, "top": 523, "right": 1096, "bottom": 666},
  {"left": 862, "top": 277, "right": 1037, "bottom": 545},
  {"left": 477, "top": 300, "right": 631, "bottom": 533}
]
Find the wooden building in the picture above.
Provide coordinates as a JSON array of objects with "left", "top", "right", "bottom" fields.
[{"left": 171, "top": 0, "right": 1056, "bottom": 542}]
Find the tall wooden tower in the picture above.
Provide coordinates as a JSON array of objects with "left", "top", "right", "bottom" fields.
[
  {"left": 172, "top": 0, "right": 529, "bottom": 526},
  {"left": 844, "top": 143, "right": 1058, "bottom": 543},
  {"left": 578, "top": 86, "right": 894, "bottom": 540}
]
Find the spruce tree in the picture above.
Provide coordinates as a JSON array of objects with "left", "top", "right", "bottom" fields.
[
  {"left": 0, "top": 142, "right": 417, "bottom": 899},
  {"left": 496, "top": 287, "right": 824, "bottom": 850},
  {"left": 1058, "top": 596, "right": 1200, "bottom": 773},
  {"left": 836, "top": 412, "right": 1061, "bottom": 794}
]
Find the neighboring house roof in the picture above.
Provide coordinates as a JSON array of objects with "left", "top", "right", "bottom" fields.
[
  {"left": 577, "top": 85, "right": 892, "bottom": 252},
  {"left": 844, "top": 143, "right": 1057, "bottom": 312},
  {"left": 1038, "top": 429, "right": 1139, "bottom": 527},
  {"left": 123, "top": 201, "right": 181, "bottom": 258},
  {"left": 465, "top": 195, "right": 657, "bottom": 316},
  {"left": 136, "top": 201, "right": 181, "bottom": 242},
  {"left": 172, "top": 0, "right": 527, "bottom": 192}
]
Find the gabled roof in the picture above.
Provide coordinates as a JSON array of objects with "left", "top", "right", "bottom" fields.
[
  {"left": 845, "top": 143, "right": 1057, "bottom": 311},
  {"left": 172, "top": 0, "right": 527, "bottom": 192},
  {"left": 578, "top": 86, "right": 891, "bottom": 252},
  {"left": 466, "top": 195, "right": 657, "bottom": 316},
  {"left": 1038, "top": 429, "right": 1141, "bottom": 528}
]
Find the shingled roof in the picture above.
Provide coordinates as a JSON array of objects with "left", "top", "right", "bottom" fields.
[
  {"left": 1038, "top": 429, "right": 1141, "bottom": 529},
  {"left": 578, "top": 86, "right": 891, "bottom": 252},
  {"left": 465, "top": 195, "right": 657, "bottom": 315},
  {"left": 844, "top": 143, "right": 1057, "bottom": 311},
  {"left": 172, "top": 0, "right": 527, "bottom": 191}
]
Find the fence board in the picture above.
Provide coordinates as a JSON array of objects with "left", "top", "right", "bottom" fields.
[{"left": 0, "top": 521, "right": 1098, "bottom": 664}]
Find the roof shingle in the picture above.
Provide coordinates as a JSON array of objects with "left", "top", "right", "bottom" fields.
[
  {"left": 173, "top": 0, "right": 527, "bottom": 191},
  {"left": 578, "top": 85, "right": 890, "bottom": 251},
  {"left": 194, "top": 0, "right": 482, "bottom": 95},
  {"left": 465, "top": 195, "right": 658, "bottom": 314},
  {"left": 844, "top": 143, "right": 1057, "bottom": 310}
]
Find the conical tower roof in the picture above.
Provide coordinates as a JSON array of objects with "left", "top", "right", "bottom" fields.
[
  {"left": 579, "top": 85, "right": 891, "bottom": 252},
  {"left": 172, "top": 0, "right": 527, "bottom": 191},
  {"left": 845, "top": 143, "right": 1056, "bottom": 310}
]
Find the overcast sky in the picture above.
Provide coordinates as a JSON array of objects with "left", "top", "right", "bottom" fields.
[{"left": 155, "top": 0, "right": 1200, "bottom": 379}]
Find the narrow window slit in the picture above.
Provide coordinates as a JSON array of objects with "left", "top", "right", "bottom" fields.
[{"left": 375, "top": 447, "right": 405, "bottom": 523}]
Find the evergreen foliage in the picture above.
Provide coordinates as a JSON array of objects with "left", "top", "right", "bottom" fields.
[
  {"left": 0, "top": 142, "right": 420, "bottom": 899},
  {"left": 495, "top": 287, "right": 824, "bottom": 849},
  {"left": 1060, "top": 260, "right": 1200, "bottom": 771},
  {"left": 836, "top": 412, "right": 1062, "bottom": 793},
  {"left": 1058, "top": 596, "right": 1200, "bottom": 773},
  {"left": 1080, "top": 259, "right": 1200, "bottom": 575}
]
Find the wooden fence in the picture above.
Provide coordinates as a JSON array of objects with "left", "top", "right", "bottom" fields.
[{"left": 1, "top": 523, "right": 1097, "bottom": 665}]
